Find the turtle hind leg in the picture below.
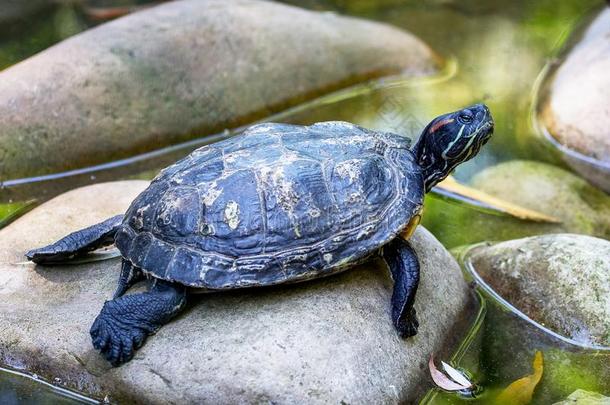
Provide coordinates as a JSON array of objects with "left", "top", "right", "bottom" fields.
[
  {"left": 382, "top": 237, "right": 420, "bottom": 338},
  {"left": 26, "top": 215, "right": 123, "bottom": 264},
  {"left": 113, "top": 259, "right": 146, "bottom": 299},
  {"left": 90, "top": 279, "right": 187, "bottom": 366}
]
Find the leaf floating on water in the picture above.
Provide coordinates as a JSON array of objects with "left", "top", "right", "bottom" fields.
[
  {"left": 494, "top": 351, "right": 544, "bottom": 405},
  {"left": 429, "top": 355, "right": 473, "bottom": 392},
  {"left": 442, "top": 361, "right": 473, "bottom": 388},
  {"left": 435, "top": 177, "right": 561, "bottom": 223}
]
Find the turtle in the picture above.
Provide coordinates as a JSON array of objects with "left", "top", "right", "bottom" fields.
[{"left": 26, "top": 104, "right": 494, "bottom": 366}]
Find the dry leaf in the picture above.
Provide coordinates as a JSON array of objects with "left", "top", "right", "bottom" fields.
[
  {"left": 442, "top": 361, "right": 473, "bottom": 388},
  {"left": 494, "top": 351, "right": 544, "bottom": 405},
  {"left": 429, "top": 355, "right": 473, "bottom": 391},
  {"left": 436, "top": 177, "right": 560, "bottom": 223}
]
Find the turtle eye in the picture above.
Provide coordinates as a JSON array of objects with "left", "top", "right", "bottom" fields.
[{"left": 458, "top": 113, "right": 473, "bottom": 124}]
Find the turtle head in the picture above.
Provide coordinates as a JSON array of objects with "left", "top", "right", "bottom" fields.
[{"left": 413, "top": 104, "right": 494, "bottom": 192}]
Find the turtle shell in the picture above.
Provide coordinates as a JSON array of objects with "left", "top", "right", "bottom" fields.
[{"left": 114, "top": 122, "right": 424, "bottom": 289}]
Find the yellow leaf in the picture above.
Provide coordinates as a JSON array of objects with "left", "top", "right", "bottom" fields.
[{"left": 494, "top": 351, "right": 544, "bottom": 405}]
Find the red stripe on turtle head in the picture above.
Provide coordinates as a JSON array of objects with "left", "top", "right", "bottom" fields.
[{"left": 428, "top": 118, "right": 455, "bottom": 134}]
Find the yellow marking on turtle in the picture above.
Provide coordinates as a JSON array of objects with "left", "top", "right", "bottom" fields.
[{"left": 400, "top": 207, "right": 423, "bottom": 240}]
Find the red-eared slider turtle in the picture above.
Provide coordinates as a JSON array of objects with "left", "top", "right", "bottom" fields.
[{"left": 27, "top": 104, "right": 494, "bottom": 366}]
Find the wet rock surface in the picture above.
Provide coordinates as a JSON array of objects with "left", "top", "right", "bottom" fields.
[
  {"left": 422, "top": 160, "right": 610, "bottom": 248},
  {"left": 470, "top": 160, "right": 610, "bottom": 238},
  {"left": 0, "top": 181, "right": 475, "bottom": 403},
  {"left": 553, "top": 389, "right": 610, "bottom": 405},
  {"left": 540, "top": 8, "right": 610, "bottom": 163},
  {"left": 469, "top": 234, "right": 610, "bottom": 347},
  {"left": 539, "top": 8, "right": 610, "bottom": 192},
  {"left": 0, "top": 0, "right": 438, "bottom": 180}
]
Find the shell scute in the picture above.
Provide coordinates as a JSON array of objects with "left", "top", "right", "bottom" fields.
[
  {"left": 130, "top": 232, "right": 153, "bottom": 268},
  {"left": 260, "top": 158, "right": 334, "bottom": 249},
  {"left": 153, "top": 186, "right": 200, "bottom": 238},
  {"left": 142, "top": 238, "right": 175, "bottom": 276},
  {"left": 197, "top": 169, "right": 264, "bottom": 256},
  {"left": 167, "top": 248, "right": 205, "bottom": 285},
  {"left": 125, "top": 180, "right": 170, "bottom": 232}
]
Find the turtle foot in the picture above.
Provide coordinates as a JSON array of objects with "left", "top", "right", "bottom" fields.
[
  {"left": 90, "top": 280, "right": 187, "bottom": 366},
  {"left": 395, "top": 307, "right": 419, "bottom": 338},
  {"left": 90, "top": 299, "right": 154, "bottom": 366}
]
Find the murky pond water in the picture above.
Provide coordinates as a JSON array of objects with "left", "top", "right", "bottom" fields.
[
  {"left": 0, "top": 367, "right": 96, "bottom": 405},
  {"left": 0, "top": 0, "right": 607, "bottom": 402}
]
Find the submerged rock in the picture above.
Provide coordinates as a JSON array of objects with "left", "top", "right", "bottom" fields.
[
  {"left": 422, "top": 160, "right": 610, "bottom": 248},
  {"left": 470, "top": 160, "right": 610, "bottom": 238},
  {"left": 0, "top": 0, "right": 438, "bottom": 180},
  {"left": 553, "top": 389, "right": 610, "bottom": 405},
  {"left": 0, "top": 181, "right": 475, "bottom": 403},
  {"left": 539, "top": 8, "right": 610, "bottom": 192},
  {"left": 0, "top": 0, "right": 50, "bottom": 25},
  {"left": 469, "top": 234, "right": 610, "bottom": 347}
]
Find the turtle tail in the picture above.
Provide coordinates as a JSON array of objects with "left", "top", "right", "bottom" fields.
[{"left": 26, "top": 215, "right": 124, "bottom": 264}]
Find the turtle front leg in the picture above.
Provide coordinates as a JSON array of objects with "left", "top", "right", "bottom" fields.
[
  {"left": 90, "top": 279, "right": 187, "bottom": 366},
  {"left": 113, "top": 259, "right": 145, "bottom": 299},
  {"left": 382, "top": 238, "right": 420, "bottom": 338}
]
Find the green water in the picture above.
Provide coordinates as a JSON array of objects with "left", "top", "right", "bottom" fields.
[
  {"left": 0, "top": 0, "right": 607, "bottom": 403},
  {"left": 0, "top": 367, "right": 96, "bottom": 405}
]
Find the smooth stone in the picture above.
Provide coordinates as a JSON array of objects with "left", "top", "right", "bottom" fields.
[
  {"left": 421, "top": 160, "right": 610, "bottom": 249},
  {"left": 470, "top": 160, "right": 610, "bottom": 239},
  {"left": 553, "top": 389, "right": 610, "bottom": 405},
  {"left": 0, "top": 0, "right": 438, "bottom": 180},
  {"left": 541, "top": 8, "right": 610, "bottom": 162},
  {"left": 539, "top": 8, "right": 610, "bottom": 191},
  {"left": 0, "top": 181, "right": 474, "bottom": 403},
  {"left": 469, "top": 234, "right": 610, "bottom": 347}
]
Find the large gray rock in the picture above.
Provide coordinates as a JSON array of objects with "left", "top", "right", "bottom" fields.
[
  {"left": 0, "top": 181, "right": 474, "bottom": 403},
  {"left": 469, "top": 234, "right": 610, "bottom": 347},
  {"left": 0, "top": 0, "right": 438, "bottom": 181},
  {"left": 539, "top": 8, "right": 610, "bottom": 192}
]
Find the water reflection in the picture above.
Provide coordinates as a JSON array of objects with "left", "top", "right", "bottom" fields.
[{"left": 0, "top": 367, "right": 97, "bottom": 405}]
